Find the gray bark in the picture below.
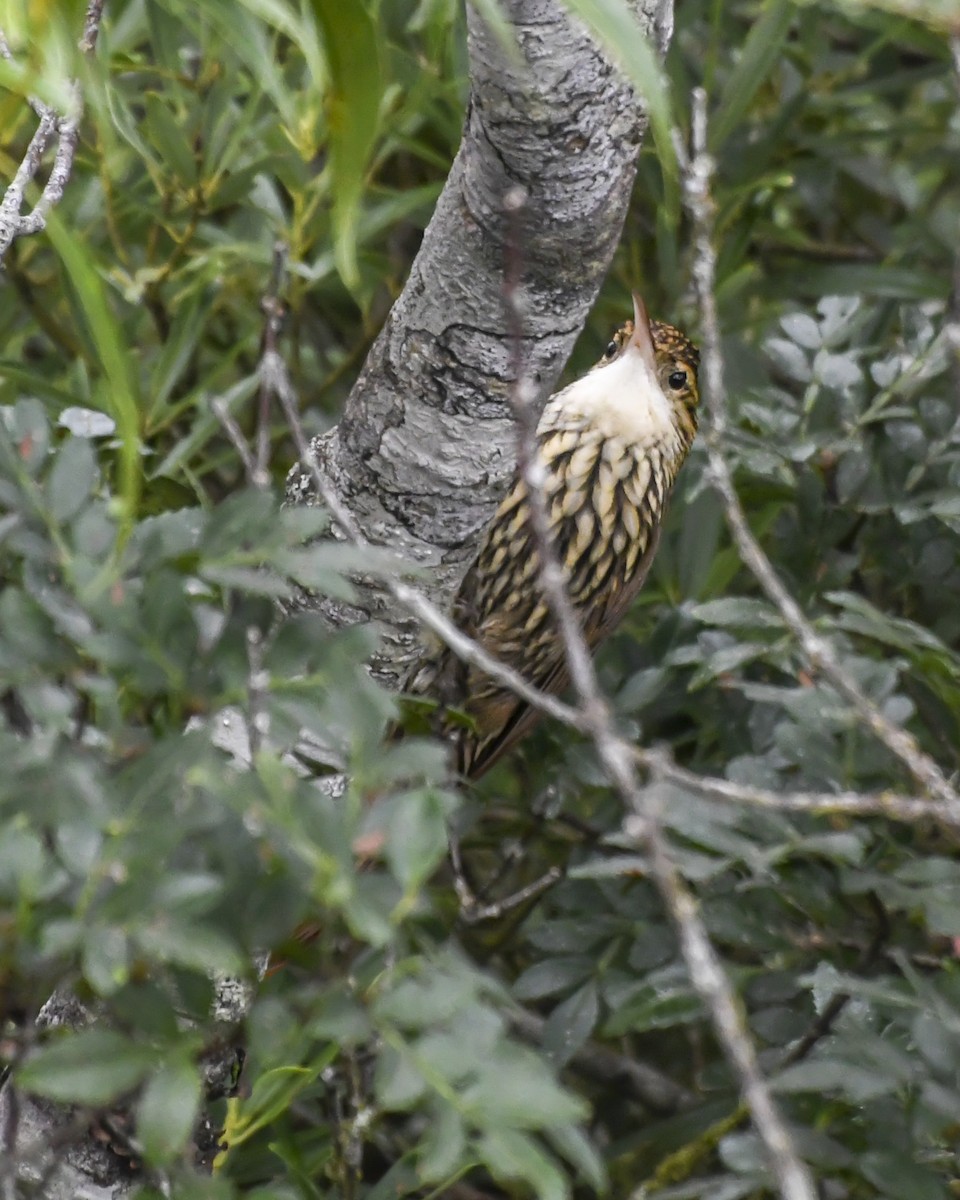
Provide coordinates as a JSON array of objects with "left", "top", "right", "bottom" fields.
[
  {"left": 1, "top": 0, "right": 672, "bottom": 1192},
  {"left": 288, "top": 0, "right": 672, "bottom": 676}
]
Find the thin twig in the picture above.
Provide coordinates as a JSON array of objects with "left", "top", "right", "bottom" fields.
[
  {"left": 499, "top": 187, "right": 816, "bottom": 1200},
  {"left": 20, "top": 100, "right": 82, "bottom": 235},
  {"left": 0, "top": 110, "right": 59, "bottom": 259},
  {"left": 211, "top": 396, "right": 264, "bottom": 488},
  {"left": 636, "top": 745, "right": 960, "bottom": 831},
  {"left": 80, "top": 0, "right": 106, "bottom": 54},
  {"left": 246, "top": 626, "right": 269, "bottom": 759},
  {"left": 510, "top": 1008, "right": 696, "bottom": 1115},
  {"left": 781, "top": 894, "right": 889, "bottom": 1068},
  {"left": 948, "top": 38, "right": 960, "bottom": 406},
  {"left": 458, "top": 863, "right": 564, "bottom": 924},
  {"left": 0, "top": 0, "right": 103, "bottom": 263},
  {"left": 212, "top": 247, "right": 289, "bottom": 490},
  {"left": 257, "top": 241, "right": 288, "bottom": 481},
  {"left": 682, "top": 87, "right": 960, "bottom": 813}
]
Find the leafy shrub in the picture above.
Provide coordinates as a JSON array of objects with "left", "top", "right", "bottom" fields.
[{"left": 2, "top": 0, "right": 960, "bottom": 1197}]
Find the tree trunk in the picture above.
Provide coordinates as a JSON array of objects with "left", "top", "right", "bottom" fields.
[{"left": 288, "top": 0, "right": 671, "bottom": 676}]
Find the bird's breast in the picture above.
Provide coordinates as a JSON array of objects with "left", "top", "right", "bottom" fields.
[{"left": 541, "top": 425, "right": 673, "bottom": 613}]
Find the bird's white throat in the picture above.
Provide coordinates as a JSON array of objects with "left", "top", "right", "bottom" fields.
[{"left": 543, "top": 345, "right": 677, "bottom": 451}]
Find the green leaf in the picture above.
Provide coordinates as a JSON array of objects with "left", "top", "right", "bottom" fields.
[
  {"left": 200, "top": 563, "right": 293, "bottom": 598},
  {"left": 542, "top": 981, "right": 599, "bottom": 1068},
  {"left": 143, "top": 93, "right": 198, "bottom": 184},
  {"left": 306, "top": 988, "right": 372, "bottom": 1045},
  {"left": 44, "top": 211, "right": 142, "bottom": 536},
  {"left": 772, "top": 1058, "right": 895, "bottom": 1101},
  {"left": 479, "top": 1128, "right": 568, "bottom": 1200},
  {"left": 376, "top": 1046, "right": 429, "bottom": 1110},
  {"left": 46, "top": 436, "right": 97, "bottom": 523},
  {"left": 710, "top": 0, "right": 796, "bottom": 150},
  {"left": 0, "top": 827, "right": 47, "bottom": 900},
  {"left": 18, "top": 1030, "right": 154, "bottom": 1105},
  {"left": 135, "top": 919, "right": 244, "bottom": 976},
  {"left": 137, "top": 1055, "right": 202, "bottom": 1164},
  {"left": 384, "top": 788, "right": 452, "bottom": 891},
  {"left": 860, "top": 1149, "right": 945, "bottom": 1200},
  {"left": 691, "top": 597, "right": 784, "bottom": 629},
  {"left": 273, "top": 547, "right": 357, "bottom": 601},
  {"left": 920, "top": 887, "right": 960, "bottom": 938},
  {"left": 309, "top": 0, "right": 384, "bottom": 288},
  {"left": 375, "top": 965, "right": 479, "bottom": 1028},
  {"left": 82, "top": 924, "right": 130, "bottom": 996},
  {"left": 463, "top": 1050, "right": 586, "bottom": 1129},
  {"left": 546, "top": 1121, "right": 607, "bottom": 1192},
  {"left": 418, "top": 1101, "right": 468, "bottom": 1182},
  {"left": 603, "top": 978, "right": 702, "bottom": 1035},
  {"left": 228, "top": 1062, "right": 329, "bottom": 1146},
  {"left": 147, "top": 292, "right": 206, "bottom": 423},
  {"left": 513, "top": 956, "right": 594, "bottom": 1002}
]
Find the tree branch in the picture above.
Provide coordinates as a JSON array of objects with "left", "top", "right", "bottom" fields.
[{"left": 0, "top": 2, "right": 101, "bottom": 264}]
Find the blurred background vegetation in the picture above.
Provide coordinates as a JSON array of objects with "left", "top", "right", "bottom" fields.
[{"left": 1, "top": 0, "right": 959, "bottom": 1196}]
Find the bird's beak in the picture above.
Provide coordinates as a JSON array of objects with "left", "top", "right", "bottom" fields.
[{"left": 630, "top": 293, "right": 657, "bottom": 374}]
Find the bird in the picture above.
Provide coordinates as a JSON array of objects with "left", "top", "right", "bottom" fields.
[{"left": 401, "top": 294, "right": 700, "bottom": 780}]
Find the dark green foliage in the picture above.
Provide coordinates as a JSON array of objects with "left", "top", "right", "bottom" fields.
[{"left": 2, "top": 0, "right": 960, "bottom": 1197}]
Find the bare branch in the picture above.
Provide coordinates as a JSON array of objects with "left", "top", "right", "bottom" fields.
[
  {"left": 682, "top": 87, "right": 960, "bottom": 814},
  {"left": 256, "top": 242, "right": 287, "bottom": 481},
  {"left": 211, "top": 397, "right": 266, "bottom": 489},
  {"left": 18, "top": 101, "right": 82, "bottom": 235},
  {"left": 80, "top": 0, "right": 106, "bottom": 54},
  {"left": 457, "top": 862, "right": 564, "bottom": 924},
  {"left": 0, "top": 0, "right": 103, "bottom": 263},
  {"left": 948, "top": 37, "right": 960, "bottom": 404},
  {"left": 639, "top": 746, "right": 960, "bottom": 830},
  {"left": 0, "top": 109, "right": 59, "bottom": 260},
  {"left": 245, "top": 626, "right": 269, "bottom": 759}
]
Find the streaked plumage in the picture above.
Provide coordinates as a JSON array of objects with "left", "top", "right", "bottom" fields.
[{"left": 405, "top": 295, "right": 700, "bottom": 779}]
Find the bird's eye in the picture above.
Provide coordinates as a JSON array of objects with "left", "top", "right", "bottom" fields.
[
  {"left": 668, "top": 369, "right": 688, "bottom": 390},
  {"left": 604, "top": 339, "right": 619, "bottom": 360}
]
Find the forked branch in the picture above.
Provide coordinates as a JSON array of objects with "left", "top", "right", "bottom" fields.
[{"left": 0, "top": 3, "right": 102, "bottom": 264}]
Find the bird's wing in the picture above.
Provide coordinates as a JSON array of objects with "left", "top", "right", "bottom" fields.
[
  {"left": 583, "top": 521, "right": 663, "bottom": 649},
  {"left": 462, "top": 653, "right": 570, "bottom": 779}
]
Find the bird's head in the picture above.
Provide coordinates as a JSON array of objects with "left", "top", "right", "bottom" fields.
[{"left": 595, "top": 294, "right": 700, "bottom": 443}]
